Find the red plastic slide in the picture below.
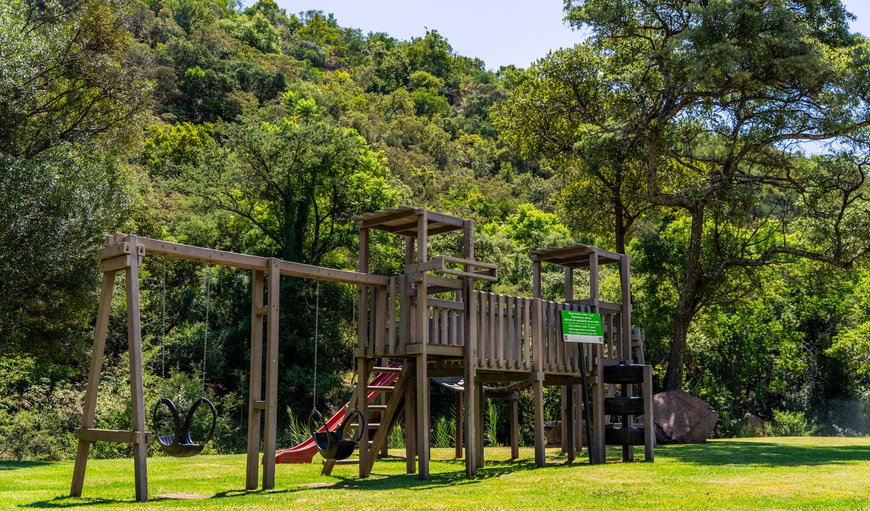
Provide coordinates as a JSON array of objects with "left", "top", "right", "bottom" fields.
[{"left": 275, "top": 362, "right": 402, "bottom": 463}]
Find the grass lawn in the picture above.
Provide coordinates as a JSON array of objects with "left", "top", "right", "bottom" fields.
[{"left": 1, "top": 437, "right": 868, "bottom": 510}]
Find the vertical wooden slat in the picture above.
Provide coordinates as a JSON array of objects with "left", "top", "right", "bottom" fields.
[
  {"left": 246, "top": 270, "right": 265, "bottom": 490},
  {"left": 387, "top": 277, "right": 397, "bottom": 355},
  {"left": 124, "top": 239, "right": 148, "bottom": 502},
  {"left": 497, "top": 294, "right": 505, "bottom": 369},
  {"left": 621, "top": 254, "right": 632, "bottom": 362},
  {"left": 441, "top": 308, "right": 449, "bottom": 345},
  {"left": 479, "top": 292, "right": 487, "bottom": 367},
  {"left": 262, "top": 258, "right": 280, "bottom": 489},
  {"left": 523, "top": 298, "right": 532, "bottom": 369},
  {"left": 70, "top": 270, "right": 116, "bottom": 498},
  {"left": 375, "top": 287, "right": 387, "bottom": 356},
  {"left": 548, "top": 301, "right": 556, "bottom": 372},
  {"left": 489, "top": 293, "right": 498, "bottom": 368}
]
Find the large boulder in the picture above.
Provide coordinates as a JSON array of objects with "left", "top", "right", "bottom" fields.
[{"left": 653, "top": 390, "right": 718, "bottom": 443}]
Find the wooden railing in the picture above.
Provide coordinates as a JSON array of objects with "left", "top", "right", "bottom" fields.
[{"left": 363, "top": 280, "right": 628, "bottom": 377}]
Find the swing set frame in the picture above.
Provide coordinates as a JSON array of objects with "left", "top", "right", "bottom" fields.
[{"left": 70, "top": 233, "right": 389, "bottom": 502}]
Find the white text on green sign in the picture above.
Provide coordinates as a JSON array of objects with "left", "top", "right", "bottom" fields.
[{"left": 560, "top": 311, "right": 603, "bottom": 344}]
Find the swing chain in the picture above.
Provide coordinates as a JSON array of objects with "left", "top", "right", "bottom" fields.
[
  {"left": 202, "top": 267, "right": 210, "bottom": 392},
  {"left": 312, "top": 280, "right": 319, "bottom": 413},
  {"left": 161, "top": 263, "right": 167, "bottom": 396}
]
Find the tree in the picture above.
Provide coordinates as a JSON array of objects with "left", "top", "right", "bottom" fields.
[
  {"left": 0, "top": 0, "right": 146, "bottom": 360},
  {"left": 174, "top": 93, "right": 398, "bottom": 264},
  {"left": 498, "top": 46, "right": 652, "bottom": 254},
  {"left": 0, "top": 0, "right": 149, "bottom": 158},
  {"left": 561, "top": 0, "right": 870, "bottom": 389}
]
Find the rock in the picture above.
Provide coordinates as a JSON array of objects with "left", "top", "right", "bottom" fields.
[
  {"left": 544, "top": 420, "right": 561, "bottom": 446},
  {"left": 653, "top": 390, "right": 718, "bottom": 443},
  {"left": 743, "top": 413, "right": 765, "bottom": 430}
]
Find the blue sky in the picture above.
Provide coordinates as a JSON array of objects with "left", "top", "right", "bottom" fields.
[{"left": 278, "top": 0, "right": 870, "bottom": 70}]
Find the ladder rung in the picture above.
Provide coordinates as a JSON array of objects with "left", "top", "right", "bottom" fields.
[
  {"left": 368, "top": 385, "right": 394, "bottom": 392},
  {"left": 332, "top": 459, "right": 359, "bottom": 465},
  {"left": 369, "top": 404, "right": 388, "bottom": 411},
  {"left": 349, "top": 423, "right": 381, "bottom": 429},
  {"left": 373, "top": 366, "right": 402, "bottom": 373}
]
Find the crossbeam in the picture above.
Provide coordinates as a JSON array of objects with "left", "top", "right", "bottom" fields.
[{"left": 103, "top": 235, "right": 389, "bottom": 288}]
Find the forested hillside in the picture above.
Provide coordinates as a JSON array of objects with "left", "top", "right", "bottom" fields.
[{"left": 2, "top": 0, "right": 869, "bottom": 460}]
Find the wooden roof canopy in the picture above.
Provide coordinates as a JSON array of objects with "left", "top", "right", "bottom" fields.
[
  {"left": 355, "top": 205, "right": 467, "bottom": 237},
  {"left": 530, "top": 243, "right": 623, "bottom": 268}
]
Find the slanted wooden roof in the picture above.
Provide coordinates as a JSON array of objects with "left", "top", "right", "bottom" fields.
[
  {"left": 530, "top": 243, "right": 623, "bottom": 268},
  {"left": 355, "top": 205, "right": 466, "bottom": 237}
]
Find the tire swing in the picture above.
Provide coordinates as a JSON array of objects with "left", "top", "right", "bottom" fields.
[
  {"left": 153, "top": 264, "right": 218, "bottom": 458},
  {"left": 308, "top": 281, "right": 365, "bottom": 461}
]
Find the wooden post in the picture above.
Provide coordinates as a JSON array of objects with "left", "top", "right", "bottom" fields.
[
  {"left": 262, "top": 258, "right": 280, "bottom": 489},
  {"left": 123, "top": 237, "right": 148, "bottom": 502},
  {"left": 455, "top": 391, "right": 463, "bottom": 459},
  {"left": 463, "top": 278, "right": 477, "bottom": 477},
  {"left": 405, "top": 364, "right": 417, "bottom": 474},
  {"left": 510, "top": 398, "right": 519, "bottom": 460},
  {"left": 415, "top": 354, "right": 430, "bottom": 479},
  {"left": 589, "top": 251, "right": 605, "bottom": 464},
  {"left": 357, "top": 357, "right": 371, "bottom": 477},
  {"left": 566, "top": 382, "right": 575, "bottom": 462},
  {"left": 532, "top": 261, "right": 542, "bottom": 299},
  {"left": 475, "top": 383, "right": 484, "bottom": 469},
  {"left": 70, "top": 270, "right": 116, "bottom": 498},
  {"left": 532, "top": 298, "right": 546, "bottom": 468},
  {"left": 643, "top": 364, "right": 655, "bottom": 462},
  {"left": 414, "top": 212, "right": 430, "bottom": 479},
  {"left": 246, "top": 270, "right": 265, "bottom": 490}
]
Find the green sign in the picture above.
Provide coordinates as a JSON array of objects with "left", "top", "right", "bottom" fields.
[{"left": 560, "top": 311, "right": 603, "bottom": 344}]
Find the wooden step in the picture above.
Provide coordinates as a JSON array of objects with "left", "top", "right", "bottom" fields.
[
  {"left": 373, "top": 366, "right": 402, "bottom": 373},
  {"left": 332, "top": 459, "right": 359, "bottom": 465},
  {"left": 604, "top": 397, "right": 645, "bottom": 416},
  {"left": 604, "top": 427, "right": 646, "bottom": 446},
  {"left": 603, "top": 364, "right": 645, "bottom": 384},
  {"left": 349, "top": 422, "right": 381, "bottom": 429},
  {"left": 368, "top": 385, "right": 395, "bottom": 392}
]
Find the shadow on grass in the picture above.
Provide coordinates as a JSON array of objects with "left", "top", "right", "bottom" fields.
[
  {"left": 0, "top": 461, "right": 52, "bottom": 471},
  {"left": 25, "top": 488, "right": 296, "bottom": 508},
  {"left": 328, "top": 454, "right": 590, "bottom": 492},
  {"left": 661, "top": 440, "right": 870, "bottom": 467}
]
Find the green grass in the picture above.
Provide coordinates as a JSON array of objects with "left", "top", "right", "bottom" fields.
[{"left": 1, "top": 437, "right": 868, "bottom": 510}]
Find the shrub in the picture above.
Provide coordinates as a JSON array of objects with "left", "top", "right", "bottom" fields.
[{"left": 767, "top": 410, "right": 817, "bottom": 437}]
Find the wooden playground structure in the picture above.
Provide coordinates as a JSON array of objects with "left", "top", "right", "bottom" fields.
[{"left": 70, "top": 206, "right": 654, "bottom": 502}]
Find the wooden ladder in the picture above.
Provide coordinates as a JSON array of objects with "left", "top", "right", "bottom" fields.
[{"left": 322, "top": 363, "right": 413, "bottom": 476}]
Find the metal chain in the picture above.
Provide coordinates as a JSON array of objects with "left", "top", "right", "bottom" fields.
[
  {"left": 161, "top": 263, "right": 167, "bottom": 396},
  {"left": 312, "top": 280, "right": 319, "bottom": 412},
  {"left": 202, "top": 267, "right": 209, "bottom": 392}
]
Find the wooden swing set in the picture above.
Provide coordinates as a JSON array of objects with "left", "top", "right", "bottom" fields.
[{"left": 70, "top": 206, "right": 654, "bottom": 502}]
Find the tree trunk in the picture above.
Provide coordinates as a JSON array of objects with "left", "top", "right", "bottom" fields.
[{"left": 663, "top": 207, "right": 704, "bottom": 391}]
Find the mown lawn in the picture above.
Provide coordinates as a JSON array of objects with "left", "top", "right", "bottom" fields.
[{"left": 1, "top": 437, "right": 868, "bottom": 510}]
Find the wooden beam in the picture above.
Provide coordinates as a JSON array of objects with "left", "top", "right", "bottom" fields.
[
  {"left": 109, "top": 235, "right": 389, "bottom": 287},
  {"left": 510, "top": 398, "right": 519, "bottom": 460},
  {"left": 74, "top": 429, "right": 152, "bottom": 444},
  {"left": 357, "top": 357, "right": 371, "bottom": 478},
  {"left": 70, "top": 271, "right": 116, "bottom": 498}
]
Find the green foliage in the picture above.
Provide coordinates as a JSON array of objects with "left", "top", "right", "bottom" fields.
[{"left": 769, "top": 410, "right": 818, "bottom": 437}]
